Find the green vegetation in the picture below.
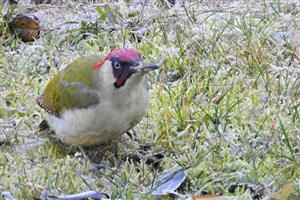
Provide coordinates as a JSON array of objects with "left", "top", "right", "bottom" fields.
[{"left": 0, "top": 0, "right": 300, "bottom": 199}]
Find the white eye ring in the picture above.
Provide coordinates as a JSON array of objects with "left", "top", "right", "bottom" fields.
[{"left": 114, "top": 63, "right": 120, "bottom": 69}]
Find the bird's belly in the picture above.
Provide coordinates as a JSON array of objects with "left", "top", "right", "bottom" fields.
[{"left": 46, "top": 92, "right": 148, "bottom": 146}]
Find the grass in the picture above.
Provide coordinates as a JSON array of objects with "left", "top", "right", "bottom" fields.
[{"left": 1, "top": 0, "right": 300, "bottom": 199}]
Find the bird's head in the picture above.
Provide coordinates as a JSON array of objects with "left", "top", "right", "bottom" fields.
[{"left": 94, "top": 48, "right": 159, "bottom": 88}]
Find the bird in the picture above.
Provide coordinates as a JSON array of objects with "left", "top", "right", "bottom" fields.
[{"left": 37, "top": 48, "right": 159, "bottom": 146}]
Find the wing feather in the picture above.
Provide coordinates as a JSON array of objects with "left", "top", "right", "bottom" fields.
[{"left": 37, "top": 55, "right": 103, "bottom": 117}]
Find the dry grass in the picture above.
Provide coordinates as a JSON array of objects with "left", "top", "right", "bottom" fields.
[{"left": 1, "top": 0, "right": 300, "bottom": 199}]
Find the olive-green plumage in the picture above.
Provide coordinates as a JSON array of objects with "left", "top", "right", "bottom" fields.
[
  {"left": 41, "top": 54, "right": 103, "bottom": 116},
  {"left": 37, "top": 48, "right": 159, "bottom": 146}
]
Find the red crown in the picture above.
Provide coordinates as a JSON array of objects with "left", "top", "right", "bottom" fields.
[{"left": 94, "top": 48, "right": 140, "bottom": 69}]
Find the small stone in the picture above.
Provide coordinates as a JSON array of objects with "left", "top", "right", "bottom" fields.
[{"left": 166, "top": 70, "right": 180, "bottom": 82}]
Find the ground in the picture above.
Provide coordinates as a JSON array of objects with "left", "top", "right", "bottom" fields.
[{"left": 0, "top": 0, "right": 300, "bottom": 199}]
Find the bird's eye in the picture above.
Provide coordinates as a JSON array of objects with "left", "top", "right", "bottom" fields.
[{"left": 114, "top": 63, "right": 120, "bottom": 69}]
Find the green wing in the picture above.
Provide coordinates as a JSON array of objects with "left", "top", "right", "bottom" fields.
[{"left": 39, "top": 54, "right": 104, "bottom": 116}]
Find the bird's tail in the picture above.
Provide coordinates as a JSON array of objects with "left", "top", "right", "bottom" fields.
[{"left": 38, "top": 119, "right": 50, "bottom": 131}]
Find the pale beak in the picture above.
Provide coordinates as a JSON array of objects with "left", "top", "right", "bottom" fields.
[{"left": 133, "top": 62, "right": 159, "bottom": 73}]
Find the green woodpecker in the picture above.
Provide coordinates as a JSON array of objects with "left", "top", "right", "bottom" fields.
[{"left": 37, "top": 48, "right": 159, "bottom": 146}]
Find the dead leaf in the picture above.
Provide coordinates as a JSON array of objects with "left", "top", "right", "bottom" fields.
[
  {"left": 192, "top": 195, "right": 237, "bottom": 200},
  {"left": 8, "top": 14, "right": 40, "bottom": 42},
  {"left": 270, "top": 182, "right": 298, "bottom": 200},
  {"left": 1, "top": 192, "right": 16, "bottom": 200},
  {"left": 152, "top": 169, "right": 186, "bottom": 196},
  {"left": 39, "top": 190, "right": 109, "bottom": 200}
]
